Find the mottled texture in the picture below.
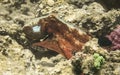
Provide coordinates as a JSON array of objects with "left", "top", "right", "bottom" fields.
[
  {"left": 72, "top": 38, "right": 120, "bottom": 75},
  {"left": 93, "top": 53, "right": 105, "bottom": 69},
  {"left": 68, "top": 0, "right": 95, "bottom": 8},
  {"left": 107, "top": 25, "right": 120, "bottom": 50},
  {"left": 23, "top": 15, "right": 90, "bottom": 59},
  {"left": 0, "top": 0, "right": 120, "bottom": 75}
]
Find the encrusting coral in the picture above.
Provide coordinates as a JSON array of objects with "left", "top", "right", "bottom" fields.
[
  {"left": 93, "top": 53, "right": 105, "bottom": 69},
  {"left": 106, "top": 25, "right": 120, "bottom": 50}
]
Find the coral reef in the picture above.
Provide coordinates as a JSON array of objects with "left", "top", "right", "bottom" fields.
[
  {"left": 0, "top": 0, "right": 120, "bottom": 75},
  {"left": 0, "top": 35, "right": 35, "bottom": 75},
  {"left": 68, "top": 0, "right": 95, "bottom": 8},
  {"left": 72, "top": 52, "right": 94, "bottom": 75},
  {"left": 72, "top": 38, "right": 120, "bottom": 75},
  {"left": 71, "top": 39, "right": 106, "bottom": 75}
]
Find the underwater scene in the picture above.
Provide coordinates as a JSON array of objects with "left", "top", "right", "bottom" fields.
[{"left": 0, "top": 0, "right": 120, "bottom": 75}]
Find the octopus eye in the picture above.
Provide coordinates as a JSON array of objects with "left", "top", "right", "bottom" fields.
[
  {"left": 23, "top": 25, "right": 43, "bottom": 40},
  {"left": 32, "top": 25, "right": 41, "bottom": 33}
]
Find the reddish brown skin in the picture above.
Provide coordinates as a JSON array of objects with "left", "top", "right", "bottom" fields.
[{"left": 26, "top": 15, "right": 90, "bottom": 59}]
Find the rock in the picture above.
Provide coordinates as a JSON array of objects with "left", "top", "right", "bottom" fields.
[{"left": 47, "top": 0, "right": 55, "bottom": 6}]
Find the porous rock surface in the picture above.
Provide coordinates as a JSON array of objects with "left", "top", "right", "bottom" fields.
[{"left": 0, "top": 0, "right": 120, "bottom": 75}]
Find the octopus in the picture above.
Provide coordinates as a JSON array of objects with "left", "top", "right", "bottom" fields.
[{"left": 23, "top": 14, "right": 91, "bottom": 59}]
